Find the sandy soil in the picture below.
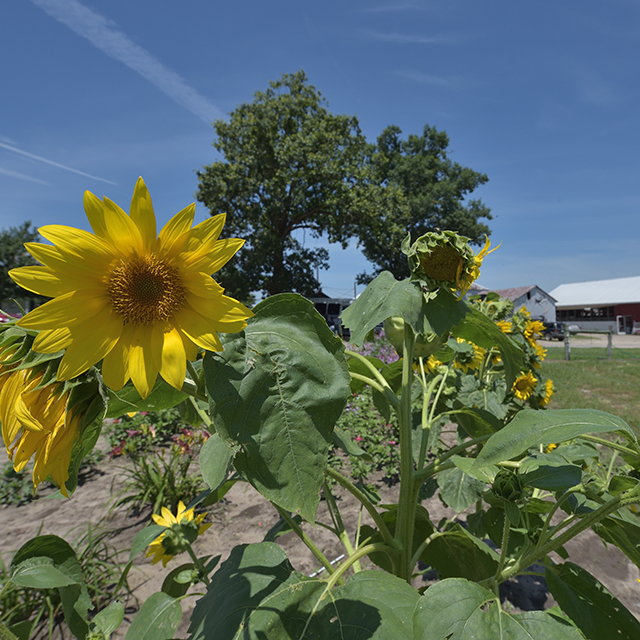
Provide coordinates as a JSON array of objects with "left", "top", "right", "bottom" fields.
[{"left": 2, "top": 438, "right": 640, "bottom": 638}]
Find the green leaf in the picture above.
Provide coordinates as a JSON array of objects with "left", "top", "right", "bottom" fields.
[
  {"left": 10, "top": 558, "right": 78, "bottom": 588},
  {"left": 7, "top": 620, "right": 33, "bottom": 640},
  {"left": 451, "top": 406, "right": 504, "bottom": 438},
  {"left": 340, "top": 272, "right": 427, "bottom": 346},
  {"left": 546, "top": 562, "right": 640, "bottom": 640},
  {"left": 438, "top": 466, "right": 486, "bottom": 512},
  {"left": 105, "top": 378, "right": 188, "bottom": 418},
  {"left": 332, "top": 426, "right": 373, "bottom": 461},
  {"left": 347, "top": 355, "right": 385, "bottom": 393},
  {"left": 188, "top": 542, "right": 419, "bottom": 639},
  {"left": 592, "top": 516, "right": 640, "bottom": 569},
  {"left": 414, "top": 578, "right": 584, "bottom": 640},
  {"left": 199, "top": 433, "right": 234, "bottom": 491},
  {"left": 450, "top": 455, "right": 498, "bottom": 484},
  {"left": 608, "top": 475, "right": 639, "bottom": 497},
  {"left": 124, "top": 592, "right": 182, "bottom": 640},
  {"left": 91, "top": 601, "right": 125, "bottom": 637},
  {"left": 452, "top": 307, "right": 524, "bottom": 388},
  {"left": 129, "top": 525, "right": 165, "bottom": 562},
  {"left": 203, "top": 294, "right": 351, "bottom": 522},
  {"left": 421, "top": 526, "right": 500, "bottom": 582},
  {"left": 474, "top": 409, "right": 636, "bottom": 468},
  {"left": 519, "top": 452, "right": 582, "bottom": 491},
  {"left": 162, "top": 563, "right": 197, "bottom": 598}
]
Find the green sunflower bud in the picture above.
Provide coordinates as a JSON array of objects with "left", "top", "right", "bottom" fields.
[{"left": 383, "top": 317, "right": 448, "bottom": 359}]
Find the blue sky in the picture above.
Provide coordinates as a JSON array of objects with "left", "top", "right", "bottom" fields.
[{"left": 2, "top": 0, "right": 639, "bottom": 300}]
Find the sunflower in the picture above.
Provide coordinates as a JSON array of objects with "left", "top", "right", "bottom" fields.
[
  {"left": 539, "top": 378, "right": 554, "bottom": 408},
  {"left": 524, "top": 320, "right": 545, "bottom": 346},
  {"left": 146, "top": 501, "right": 211, "bottom": 567},
  {"left": 457, "top": 235, "right": 500, "bottom": 298},
  {"left": 496, "top": 320, "right": 512, "bottom": 334},
  {"left": 10, "top": 178, "right": 252, "bottom": 399},
  {"left": 0, "top": 367, "right": 78, "bottom": 495},
  {"left": 453, "top": 338, "right": 486, "bottom": 374},
  {"left": 512, "top": 371, "right": 538, "bottom": 401}
]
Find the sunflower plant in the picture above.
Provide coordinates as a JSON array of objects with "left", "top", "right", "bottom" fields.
[{"left": 2, "top": 185, "right": 640, "bottom": 640}]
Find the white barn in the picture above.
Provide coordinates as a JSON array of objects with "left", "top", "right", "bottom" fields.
[{"left": 491, "top": 285, "right": 557, "bottom": 322}]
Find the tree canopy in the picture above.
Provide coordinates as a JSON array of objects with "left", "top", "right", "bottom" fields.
[
  {"left": 196, "top": 70, "right": 383, "bottom": 301},
  {"left": 0, "top": 221, "right": 43, "bottom": 308},
  {"left": 355, "top": 124, "right": 492, "bottom": 283}
]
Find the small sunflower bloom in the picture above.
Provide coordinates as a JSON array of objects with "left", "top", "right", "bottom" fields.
[
  {"left": 524, "top": 320, "right": 545, "bottom": 346},
  {"left": 496, "top": 320, "right": 512, "bottom": 334},
  {"left": 0, "top": 367, "right": 78, "bottom": 495},
  {"left": 512, "top": 371, "right": 538, "bottom": 401},
  {"left": 10, "top": 178, "right": 252, "bottom": 399},
  {"left": 539, "top": 378, "right": 554, "bottom": 408},
  {"left": 146, "top": 501, "right": 211, "bottom": 567},
  {"left": 453, "top": 338, "right": 486, "bottom": 374},
  {"left": 545, "top": 443, "right": 558, "bottom": 453}
]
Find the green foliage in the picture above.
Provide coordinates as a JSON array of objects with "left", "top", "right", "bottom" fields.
[
  {"left": 0, "top": 221, "right": 44, "bottom": 305},
  {"left": 195, "top": 70, "right": 382, "bottom": 299},
  {"left": 357, "top": 125, "right": 492, "bottom": 283}
]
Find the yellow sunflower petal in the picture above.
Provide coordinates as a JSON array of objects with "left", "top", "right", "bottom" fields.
[
  {"left": 101, "top": 328, "right": 132, "bottom": 392},
  {"left": 157, "top": 203, "right": 196, "bottom": 256},
  {"left": 179, "top": 238, "right": 245, "bottom": 276},
  {"left": 129, "top": 177, "right": 157, "bottom": 253},
  {"left": 152, "top": 513, "right": 171, "bottom": 527},
  {"left": 125, "top": 324, "right": 163, "bottom": 399},
  {"left": 38, "top": 225, "right": 115, "bottom": 267},
  {"left": 173, "top": 305, "right": 223, "bottom": 352},
  {"left": 9, "top": 266, "right": 90, "bottom": 298},
  {"left": 18, "top": 290, "right": 109, "bottom": 330},
  {"left": 176, "top": 501, "right": 187, "bottom": 520},
  {"left": 24, "top": 243, "right": 103, "bottom": 281},
  {"left": 170, "top": 214, "right": 227, "bottom": 266},
  {"left": 152, "top": 324, "right": 187, "bottom": 391},
  {"left": 56, "top": 311, "right": 123, "bottom": 380},
  {"left": 180, "top": 271, "right": 225, "bottom": 297},
  {"left": 185, "top": 292, "right": 252, "bottom": 334},
  {"left": 84, "top": 190, "right": 109, "bottom": 239},
  {"left": 32, "top": 328, "right": 73, "bottom": 354},
  {"left": 160, "top": 506, "right": 177, "bottom": 525},
  {"left": 102, "top": 197, "right": 144, "bottom": 256},
  {"left": 198, "top": 523, "right": 212, "bottom": 535}
]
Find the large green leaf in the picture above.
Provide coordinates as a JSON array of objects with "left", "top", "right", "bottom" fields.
[
  {"left": 474, "top": 409, "right": 636, "bottom": 468},
  {"left": 421, "top": 526, "right": 500, "bottom": 582},
  {"left": 10, "top": 558, "right": 78, "bottom": 589},
  {"left": 519, "top": 452, "right": 582, "bottom": 491},
  {"left": 129, "top": 525, "right": 165, "bottom": 562},
  {"left": 592, "top": 516, "right": 640, "bottom": 569},
  {"left": 340, "top": 271, "right": 427, "bottom": 345},
  {"left": 199, "top": 433, "right": 234, "bottom": 491},
  {"left": 414, "top": 578, "right": 584, "bottom": 639},
  {"left": 546, "top": 562, "right": 640, "bottom": 640},
  {"left": 124, "top": 592, "right": 182, "bottom": 640},
  {"left": 188, "top": 542, "right": 419, "bottom": 639},
  {"left": 203, "top": 294, "right": 351, "bottom": 522},
  {"left": 452, "top": 307, "right": 524, "bottom": 388},
  {"left": 438, "top": 466, "right": 486, "bottom": 512}
]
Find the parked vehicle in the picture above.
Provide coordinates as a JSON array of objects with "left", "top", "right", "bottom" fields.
[{"left": 542, "top": 321, "right": 565, "bottom": 341}]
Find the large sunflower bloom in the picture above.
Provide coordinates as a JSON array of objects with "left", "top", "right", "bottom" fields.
[
  {"left": 0, "top": 367, "right": 78, "bottom": 495},
  {"left": 512, "top": 371, "right": 538, "bottom": 402},
  {"left": 10, "top": 178, "right": 252, "bottom": 399},
  {"left": 146, "top": 501, "right": 211, "bottom": 567}
]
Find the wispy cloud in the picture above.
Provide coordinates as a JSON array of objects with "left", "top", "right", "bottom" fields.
[
  {"left": 30, "top": 0, "right": 223, "bottom": 124},
  {"left": 0, "top": 142, "right": 117, "bottom": 185},
  {"left": 365, "top": 30, "right": 458, "bottom": 44},
  {"left": 0, "top": 167, "right": 51, "bottom": 186}
]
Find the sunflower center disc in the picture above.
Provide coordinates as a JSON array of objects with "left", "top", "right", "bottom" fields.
[
  {"left": 419, "top": 244, "right": 463, "bottom": 283},
  {"left": 107, "top": 255, "right": 186, "bottom": 324}
]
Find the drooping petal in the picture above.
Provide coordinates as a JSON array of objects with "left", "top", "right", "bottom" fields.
[
  {"left": 101, "top": 326, "right": 133, "bottom": 391},
  {"left": 57, "top": 310, "right": 124, "bottom": 380},
  {"left": 125, "top": 324, "right": 163, "bottom": 399},
  {"left": 129, "top": 177, "right": 157, "bottom": 253},
  {"left": 156, "top": 203, "right": 195, "bottom": 256},
  {"left": 17, "top": 290, "right": 109, "bottom": 330},
  {"left": 102, "top": 197, "right": 144, "bottom": 256},
  {"left": 173, "top": 305, "right": 223, "bottom": 352},
  {"left": 152, "top": 323, "right": 187, "bottom": 391},
  {"left": 9, "top": 265, "right": 91, "bottom": 297}
]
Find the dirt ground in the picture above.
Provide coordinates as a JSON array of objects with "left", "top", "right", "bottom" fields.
[
  {"left": 549, "top": 332, "right": 640, "bottom": 349},
  {"left": 2, "top": 433, "right": 640, "bottom": 639}
]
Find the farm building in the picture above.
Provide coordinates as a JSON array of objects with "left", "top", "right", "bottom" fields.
[
  {"left": 549, "top": 276, "right": 640, "bottom": 334},
  {"left": 490, "top": 285, "right": 557, "bottom": 322}
]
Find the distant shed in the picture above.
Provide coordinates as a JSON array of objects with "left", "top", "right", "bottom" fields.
[
  {"left": 491, "top": 285, "right": 557, "bottom": 322},
  {"left": 549, "top": 275, "right": 640, "bottom": 334}
]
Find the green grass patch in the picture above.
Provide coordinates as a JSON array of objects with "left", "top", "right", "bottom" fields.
[{"left": 541, "top": 347, "right": 640, "bottom": 435}]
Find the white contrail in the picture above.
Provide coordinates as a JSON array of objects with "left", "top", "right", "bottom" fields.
[
  {"left": 0, "top": 167, "right": 51, "bottom": 186},
  {"left": 0, "top": 142, "right": 117, "bottom": 185},
  {"left": 30, "top": 0, "right": 223, "bottom": 124}
]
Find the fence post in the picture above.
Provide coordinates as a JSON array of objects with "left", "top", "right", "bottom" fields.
[
  {"left": 607, "top": 330, "right": 612, "bottom": 360},
  {"left": 564, "top": 328, "right": 571, "bottom": 361}
]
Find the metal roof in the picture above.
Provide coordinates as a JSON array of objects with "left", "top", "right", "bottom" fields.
[
  {"left": 549, "top": 276, "right": 640, "bottom": 307},
  {"left": 492, "top": 285, "right": 556, "bottom": 303}
]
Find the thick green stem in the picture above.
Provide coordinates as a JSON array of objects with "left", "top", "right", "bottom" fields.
[
  {"left": 345, "top": 351, "right": 400, "bottom": 405},
  {"left": 180, "top": 378, "right": 207, "bottom": 403},
  {"left": 579, "top": 434, "right": 640, "bottom": 459},
  {"left": 395, "top": 322, "right": 417, "bottom": 582},
  {"left": 493, "top": 514, "right": 511, "bottom": 592},
  {"left": 324, "top": 543, "right": 396, "bottom": 591},
  {"left": 273, "top": 505, "right": 338, "bottom": 579},
  {"left": 325, "top": 467, "right": 396, "bottom": 550}
]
